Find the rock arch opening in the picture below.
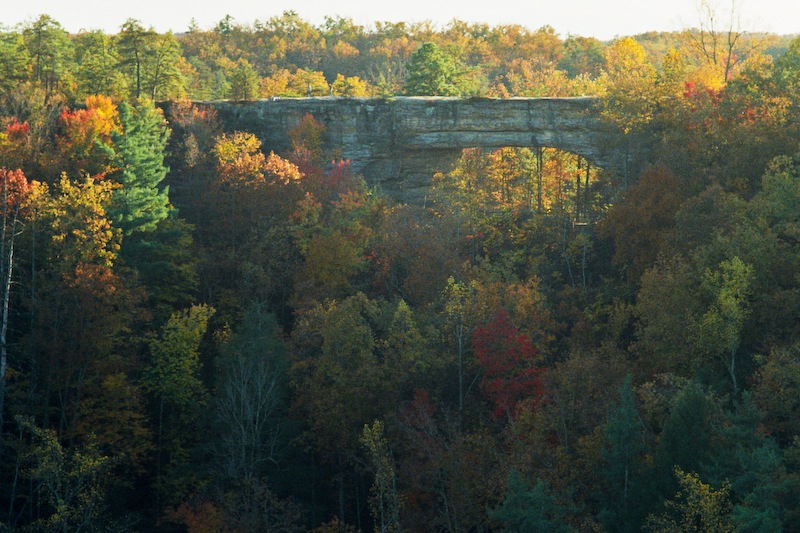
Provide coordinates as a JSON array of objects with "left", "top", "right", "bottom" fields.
[{"left": 429, "top": 145, "right": 610, "bottom": 224}]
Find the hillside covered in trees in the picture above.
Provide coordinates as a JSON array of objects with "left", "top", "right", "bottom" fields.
[{"left": 1, "top": 10, "right": 800, "bottom": 532}]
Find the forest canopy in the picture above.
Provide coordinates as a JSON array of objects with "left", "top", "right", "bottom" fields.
[
  {"left": 0, "top": 9, "right": 799, "bottom": 533},
  {"left": 0, "top": 11, "right": 795, "bottom": 101}
]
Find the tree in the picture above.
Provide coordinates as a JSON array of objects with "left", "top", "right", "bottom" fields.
[
  {"left": 774, "top": 36, "right": 800, "bottom": 122},
  {"left": 105, "top": 98, "right": 171, "bottom": 235},
  {"left": 27, "top": 174, "right": 120, "bottom": 274},
  {"left": 73, "top": 30, "right": 122, "bottom": 99},
  {"left": 115, "top": 21, "right": 187, "bottom": 101},
  {"left": 116, "top": 19, "right": 155, "bottom": 100},
  {"left": 597, "top": 165, "right": 687, "bottom": 280},
  {"left": 472, "top": 309, "right": 542, "bottom": 420},
  {"left": 293, "top": 231, "right": 362, "bottom": 305},
  {"left": 145, "top": 303, "right": 213, "bottom": 416},
  {"left": 214, "top": 305, "right": 289, "bottom": 483},
  {"left": 22, "top": 15, "right": 72, "bottom": 101},
  {"left": 0, "top": 168, "right": 29, "bottom": 445},
  {"left": 261, "top": 11, "right": 325, "bottom": 70},
  {"left": 560, "top": 35, "right": 606, "bottom": 78},
  {"left": 321, "top": 19, "right": 367, "bottom": 80},
  {"left": 370, "top": 204, "right": 460, "bottom": 306},
  {"left": 682, "top": 0, "right": 762, "bottom": 84},
  {"left": 24, "top": 175, "right": 140, "bottom": 444},
  {"left": 331, "top": 73, "right": 371, "bottom": 96},
  {"left": 196, "top": 127, "right": 304, "bottom": 319},
  {"left": 290, "top": 293, "right": 387, "bottom": 523},
  {"left": 57, "top": 95, "right": 120, "bottom": 178},
  {"left": 657, "top": 49, "right": 689, "bottom": 99},
  {"left": 601, "top": 37, "right": 657, "bottom": 134},
  {"left": 361, "top": 420, "right": 402, "bottom": 533},
  {"left": 752, "top": 345, "right": 800, "bottom": 446},
  {"left": 228, "top": 59, "right": 260, "bottom": 101},
  {"left": 74, "top": 372, "right": 153, "bottom": 479},
  {"left": 286, "top": 68, "right": 329, "bottom": 97},
  {"left": 382, "top": 299, "right": 437, "bottom": 390},
  {"left": 396, "top": 390, "right": 503, "bottom": 532},
  {"left": 143, "top": 304, "right": 214, "bottom": 504},
  {"left": 287, "top": 112, "right": 326, "bottom": 166},
  {"left": 0, "top": 82, "right": 65, "bottom": 179},
  {"left": 490, "top": 471, "right": 574, "bottom": 532},
  {"left": 653, "top": 384, "right": 717, "bottom": 500},
  {"left": 646, "top": 468, "right": 733, "bottom": 533},
  {"left": 691, "top": 257, "right": 753, "bottom": 395},
  {"left": 122, "top": 217, "right": 199, "bottom": 324},
  {"left": 485, "top": 147, "right": 525, "bottom": 206},
  {"left": 404, "top": 42, "right": 464, "bottom": 96},
  {"left": 707, "top": 395, "right": 788, "bottom": 532},
  {"left": 291, "top": 293, "right": 383, "bottom": 460},
  {"left": 0, "top": 29, "right": 30, "bottom": 94},
  {"left": 752, "top": 153, "right": 800, "bottom": 243},
  {"left": 17, "top": 416, "right": 112, "bottom": 532},
  {"left": 209, "top": 130, "right": 302, "bottom": 287},
  {"left": 213, "top": 131, "right": 268, "bottom": 187},
  {"left": 598, "top": 375, "right": 648, "bottom": 532},
  {"left": 442, "top": 276, "right": 478, "bottom": 417},
  {"left": 632, "top": 256, "right": 698, "bottom": 378},
  {"left": 214, "top": 131, "right": 301, "bottom": 189},
  {"left": 148, "top": 31, "right": 185, "bottom": 100},
  {"left": 500, "top": 58, "right": 572, "bottom": 97}
]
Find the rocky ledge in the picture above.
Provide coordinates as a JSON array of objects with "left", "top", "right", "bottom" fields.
[{"left": 172, "top": 97, "right": 628, "bottom": 203}]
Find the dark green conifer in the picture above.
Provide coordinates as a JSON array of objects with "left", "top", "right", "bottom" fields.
[{"left": 106, "top": 98, "right": 171, "bottom": 235}]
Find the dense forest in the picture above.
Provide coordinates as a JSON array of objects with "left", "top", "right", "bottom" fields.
[{"left": 1, "top": 9, "right": 800, "bottom": 532}]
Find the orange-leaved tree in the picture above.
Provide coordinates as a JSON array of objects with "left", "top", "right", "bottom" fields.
[{"left": 58, "top": 95, "right": 120, "bottom": 178}]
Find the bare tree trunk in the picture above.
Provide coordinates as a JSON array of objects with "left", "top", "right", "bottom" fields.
[
  {"left": 563, "top": 219, "right": 575, "bottom": 289},
  {"left": 585, "top": 161, "right": 591, "bottom": 221},
  {"left": 155, "top": 397, "right": 164, "bottom": 511},
  {"left": 580, "top": 234, "right": 587, "bottom": 289},
  {"left": 0, "top": 228, "right": 16, "bottom": 433},
  {"left": 150, "top": 35, "right": 176, "bottom": 101},
  {"left": 134, "top": 45, "right": 142, "bottom": 99},
  {"left": 729, "top": 347, "right": 738, "bottom": 395},
  {"left": 536, "top": 147, "right": 544, "bottom": 213},
  {"left": 0, "top": 170, "right": 20, "bottom": 450},
  {"left": 0, "top": 173, "right": 8, "bottom": 445},
  {"left": 457, "top": 321, "right": 464, "bottom": 418},
  {"left": 338, "top": 468, "right": 346, "bottom": 533},
  {"left": 576, "top": 155, "right": 582, "bottom": 223}
]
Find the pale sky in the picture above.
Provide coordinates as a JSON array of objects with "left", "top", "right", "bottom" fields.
[{"left": 1, "top": 0, "right": 798, "bottom": 40}]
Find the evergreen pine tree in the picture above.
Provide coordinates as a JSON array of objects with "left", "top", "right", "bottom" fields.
[
  {"left": 106, "top": 98, "right": 171, "bottom": 235},
  {"left": 598, "top": 374, "right": 649, "bottom": 532}
]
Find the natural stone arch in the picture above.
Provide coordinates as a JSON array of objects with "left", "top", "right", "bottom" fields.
[{"left": 182, "top": 96, "right": 630, "bottom": 203}]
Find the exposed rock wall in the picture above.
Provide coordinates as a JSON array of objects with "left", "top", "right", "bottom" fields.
[{"left": 181, "top": 97, "right": 627, "bottom": 202}]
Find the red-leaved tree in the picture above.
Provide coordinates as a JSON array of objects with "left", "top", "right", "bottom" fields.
[{"left": 473, "top": 309, "right": 543, "bottom": 419}]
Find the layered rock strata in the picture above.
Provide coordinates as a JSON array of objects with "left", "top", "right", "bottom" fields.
[{"left": 183, "top": 97, "right": 627, "bottom": 203}]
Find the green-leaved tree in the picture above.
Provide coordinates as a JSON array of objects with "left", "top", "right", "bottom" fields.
[{"left": 404, "top": 42, "right": 465, "bottom": 96}]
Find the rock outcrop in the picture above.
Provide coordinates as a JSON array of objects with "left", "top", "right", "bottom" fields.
[{"left": 182, "top": 97, "right": 627, "bottom": 202}]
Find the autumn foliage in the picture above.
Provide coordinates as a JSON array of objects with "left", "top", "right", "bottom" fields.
[
  {"left": 58, "top": 95, "right": 120, "bottom": 178},
  {"left": 473, "top": 309, "right": 543, "bottom": 419},
  {"left": 0, "top": 168, "right": 30, "bottom": 210},
  {"left": 1, "top": 12, "right": 800, "bottom": 533}
]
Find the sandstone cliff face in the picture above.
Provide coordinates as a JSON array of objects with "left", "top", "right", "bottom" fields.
[{"left": 184, "top": 97, "right": 626, "bottom": 203}]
